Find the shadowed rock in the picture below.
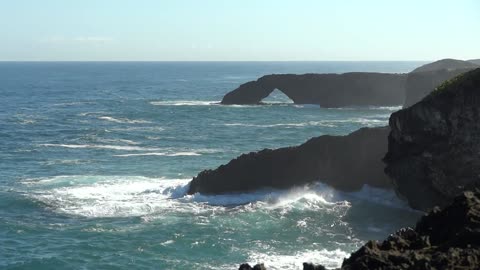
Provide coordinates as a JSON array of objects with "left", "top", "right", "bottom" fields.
[
  {"left": 221, "top": 73, "right": 407, "bottom": 107},
  {"left": 340, "top": 190, "right": 480, "bottom": 270},
  {"left": 385, "top": 68, "right": 480, "bottom": 211},
  {"left": 188, "top": 126, "right": 392, "bottom": 195},
  {"left": 404, "top": 59, "right": 479, "bottom": 107}
]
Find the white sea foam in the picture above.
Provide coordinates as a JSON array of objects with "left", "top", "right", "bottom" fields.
[
  {"left": 246, "top": 248, "right": 350, "bottom": 270},
  {"left": 220, "top": 118, "right": 387, "bottom": 128},
  {"left": 29, "top": 176, "right": 191, "bottom": 218},
  {"left": 98, "top": 116, "right": 151, "bottom": 124},
  {"left": 39, "top": 143, "right": 163, "bottom": 151},
  {"left": 113, "top": 152, "right": 201, "bottom": 157},
  {"left": 150, "top": 100, "right": 219, "bottom": 106},
  {"left": 328, "top": 105, "right": 402, "bottom": 111},
  {"left": 25, "top": 174, "right": 412, "bottom": 219}
]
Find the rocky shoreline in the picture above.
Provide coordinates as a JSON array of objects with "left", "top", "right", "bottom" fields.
[
  {"left": 235, "top": 67, "right": 480, "bottom": 269},
  {"left": 188, "top": 61, "right": 480, "bottom": 269}
]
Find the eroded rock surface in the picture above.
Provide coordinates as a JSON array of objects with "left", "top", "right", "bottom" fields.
[{"left": 385, "top": 68, "right": 480, "bottom": 210}]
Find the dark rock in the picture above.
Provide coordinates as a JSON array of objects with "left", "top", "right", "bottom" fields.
[
  {"left": 404, "top": 59, "right": 478, "bottom": 107},
  {"left": 410, "top": 58, "right": 478, "bottom": 73},
  {"left": 188, "top": 126, "right": 391, "bottom": 195},
  {"left": 239, "top": 263, "right": 253, "bottom": 270},
  {"left": 469, "top": 59, "right": 480, "bottom": 65},
  {"left": 221, "top": 73, "right": 407, "bottom": 108},
  {"left": 303, "top": 262, "right": 327, "bottom": 270},
  {"left": 252, "top": 263, "right": 266, "bottom": 270},
  {"left": 341, "top": 190, "right": 480, "bottom": 270},
  {"left": 385, "top": 68, "right": 480, "bottom": 210},
  {"left": 238, "top": 263, "right": 266, "bottom": 270}
]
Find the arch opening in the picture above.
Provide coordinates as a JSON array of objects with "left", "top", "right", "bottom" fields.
[{"left": 260, "top": 89, "right": 294, "bottom": 104}]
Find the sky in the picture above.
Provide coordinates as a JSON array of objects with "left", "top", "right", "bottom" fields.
[{"left": 1, "top": 0, "right": 479, "bottom": 61}]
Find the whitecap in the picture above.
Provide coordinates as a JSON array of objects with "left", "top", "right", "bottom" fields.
[
  {"left": 149, "top": 100, "right": 219, "bottom": 106},
  {"left": 98, "top": 116, "right": 151, "bottom": 124},
  {"left": 39, "top": 143, "right": 163, "bottom": 151},
  {"left": 28, "top": 176, "right": 191, "bottom": 218},
  {"left": 246, "top": 248, "right": 350, "bottom": 270},
  {"left": 113, "top": 152, "right": 201, "bottom": 157}
]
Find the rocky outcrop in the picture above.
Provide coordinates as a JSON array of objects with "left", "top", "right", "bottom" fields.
[
  {"left": 410, "top": 58, "right": 478, "bottom": 73},
  {"left": 239, "top": 190, "right": 480, "bottom": 270},
  {"left": 187, "top": 127, "right": 392, "bottom": 195},
  {"left": 221, "top": 73, "right": 407, "bottom": 107},
  {"left": 468, "top": 59, "right": 480, "bottom": 65},
  {"left": 385, "top": 68, "right": 480, "bottom": 211},
  {"left": 404, "top": 59, "right": 478, "bottom": 107},
  {"left": 339, "top": 190, "right": 480, "bottom": 270}
]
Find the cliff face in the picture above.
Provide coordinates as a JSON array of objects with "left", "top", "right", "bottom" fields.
[
  {"left": 404, "top": 59, "right": 478, "bottom": 107},
  {"left": 385, "top": 68, "right": 480, "bottom": 211},
  {"left": 221, "top": 73, "right": 407, "bottom": 108},
  {"left": 340, "top": 190, "right": 480, "bottom": 270},
  {"left": 187, "top": 127, "right": 391, "bottom": 195}
]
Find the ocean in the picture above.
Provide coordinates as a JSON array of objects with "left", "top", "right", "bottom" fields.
[{"left": 0, "top": 62, "right": 423, "bottom": 269}]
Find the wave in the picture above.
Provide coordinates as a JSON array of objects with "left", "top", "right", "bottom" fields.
[
  {"left": 27, "top": 176, "right": 191, "bottom": 218},
  {"left": 39, "top": 143, "right": 164, "bottom": 151},
  {"left": 219, "top": 118, "right": 387, "bottom": 128},
  {"left": 52, "top": 101, "right": 96, "bottom": 107},
  {"left": 98, "top": 116, "right": 151, "bottom": 124},
  {"left": 329, "top": 105, "right": 402, "bottom": 111},
  {"left": 149, "top": 100, "right": 219, "bottom": 106},
  {"left": 24, "top": 175, "right": 411, "bottom": 220},
  {"left": 113, "top": 152, "right": 201, "bottom": 157},
  {"left": 246, "top": 249, "right": 350, "bottom": 270}
]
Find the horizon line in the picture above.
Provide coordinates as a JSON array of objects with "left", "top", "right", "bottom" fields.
[{"left": 0, "top": 60, "right": 434, "bottom": 63}]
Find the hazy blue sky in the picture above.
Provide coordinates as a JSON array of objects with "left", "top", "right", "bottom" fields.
[{"left": 1, "top": 0, "right": 479, "bottom": 61}]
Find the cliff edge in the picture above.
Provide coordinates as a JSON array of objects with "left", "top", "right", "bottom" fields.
[{"left": 385, "top": 68, "right": 480, "bottom": 211}]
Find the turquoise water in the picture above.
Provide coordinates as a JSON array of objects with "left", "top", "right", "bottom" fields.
[{"left": 0, "top": 62, "right": 422, "bottom": 269}]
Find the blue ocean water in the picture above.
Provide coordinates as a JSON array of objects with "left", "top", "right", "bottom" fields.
[{"left": 0, "top": 62, "right": 423, "bottom": 269}]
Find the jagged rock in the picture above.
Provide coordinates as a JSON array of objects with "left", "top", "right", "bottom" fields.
[
  {"left": 403, "top": 59, "right": 478, "bottom": 107},
  {"left": 238, "top": 263, "right": 267, "bottom": 270},
  {"left": 221, "top": 73, "right": 407, "bottom": 107},
  {"left": 340, "top": 190, "right": 480, "bottom": 270},
  {"left": 187, "top": 127, "right": 391, "bottom": 195},
  {"left": 385, "top": 68, "right": 480, "bottom": 211}
]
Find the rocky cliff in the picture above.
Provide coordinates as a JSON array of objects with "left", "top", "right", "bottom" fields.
[
  {"left": 187, "top": 127, "right": 391, "bottom": 195},
  {"left": 385, "top": 68, "right": 480, "bottom": 211},
  {"left": 403, "top": 59, "right": 478, "bottom": 107},
  {"left": 221, "top": 73, "right": 407, "bottom": 107}
]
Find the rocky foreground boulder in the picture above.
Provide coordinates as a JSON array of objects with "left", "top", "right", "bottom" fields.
[
  {"left": 385, "top": 68, "right": 480, "bottom": 211},
  {"left": 188, "top": 126, "right": 391, "bottom": 195},
  {"left": 340, "top": 190, "right": 480, "bottom": 269},
  {"left": 239, "top": 190, "right": 480, "bottom": 270}
]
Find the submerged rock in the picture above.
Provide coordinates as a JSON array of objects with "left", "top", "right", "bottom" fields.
[
  {"left": 385, "top": 68, "right": 480, "bottom": 210},
  {"left": 187, "top": 126, "right": 391, "bottom": 195},
  {"left": 221, "top": 73, "right": 407, "bottom": 107},
  {"left": 341, "top": 190, "right": 480, "bottom": 270}
]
